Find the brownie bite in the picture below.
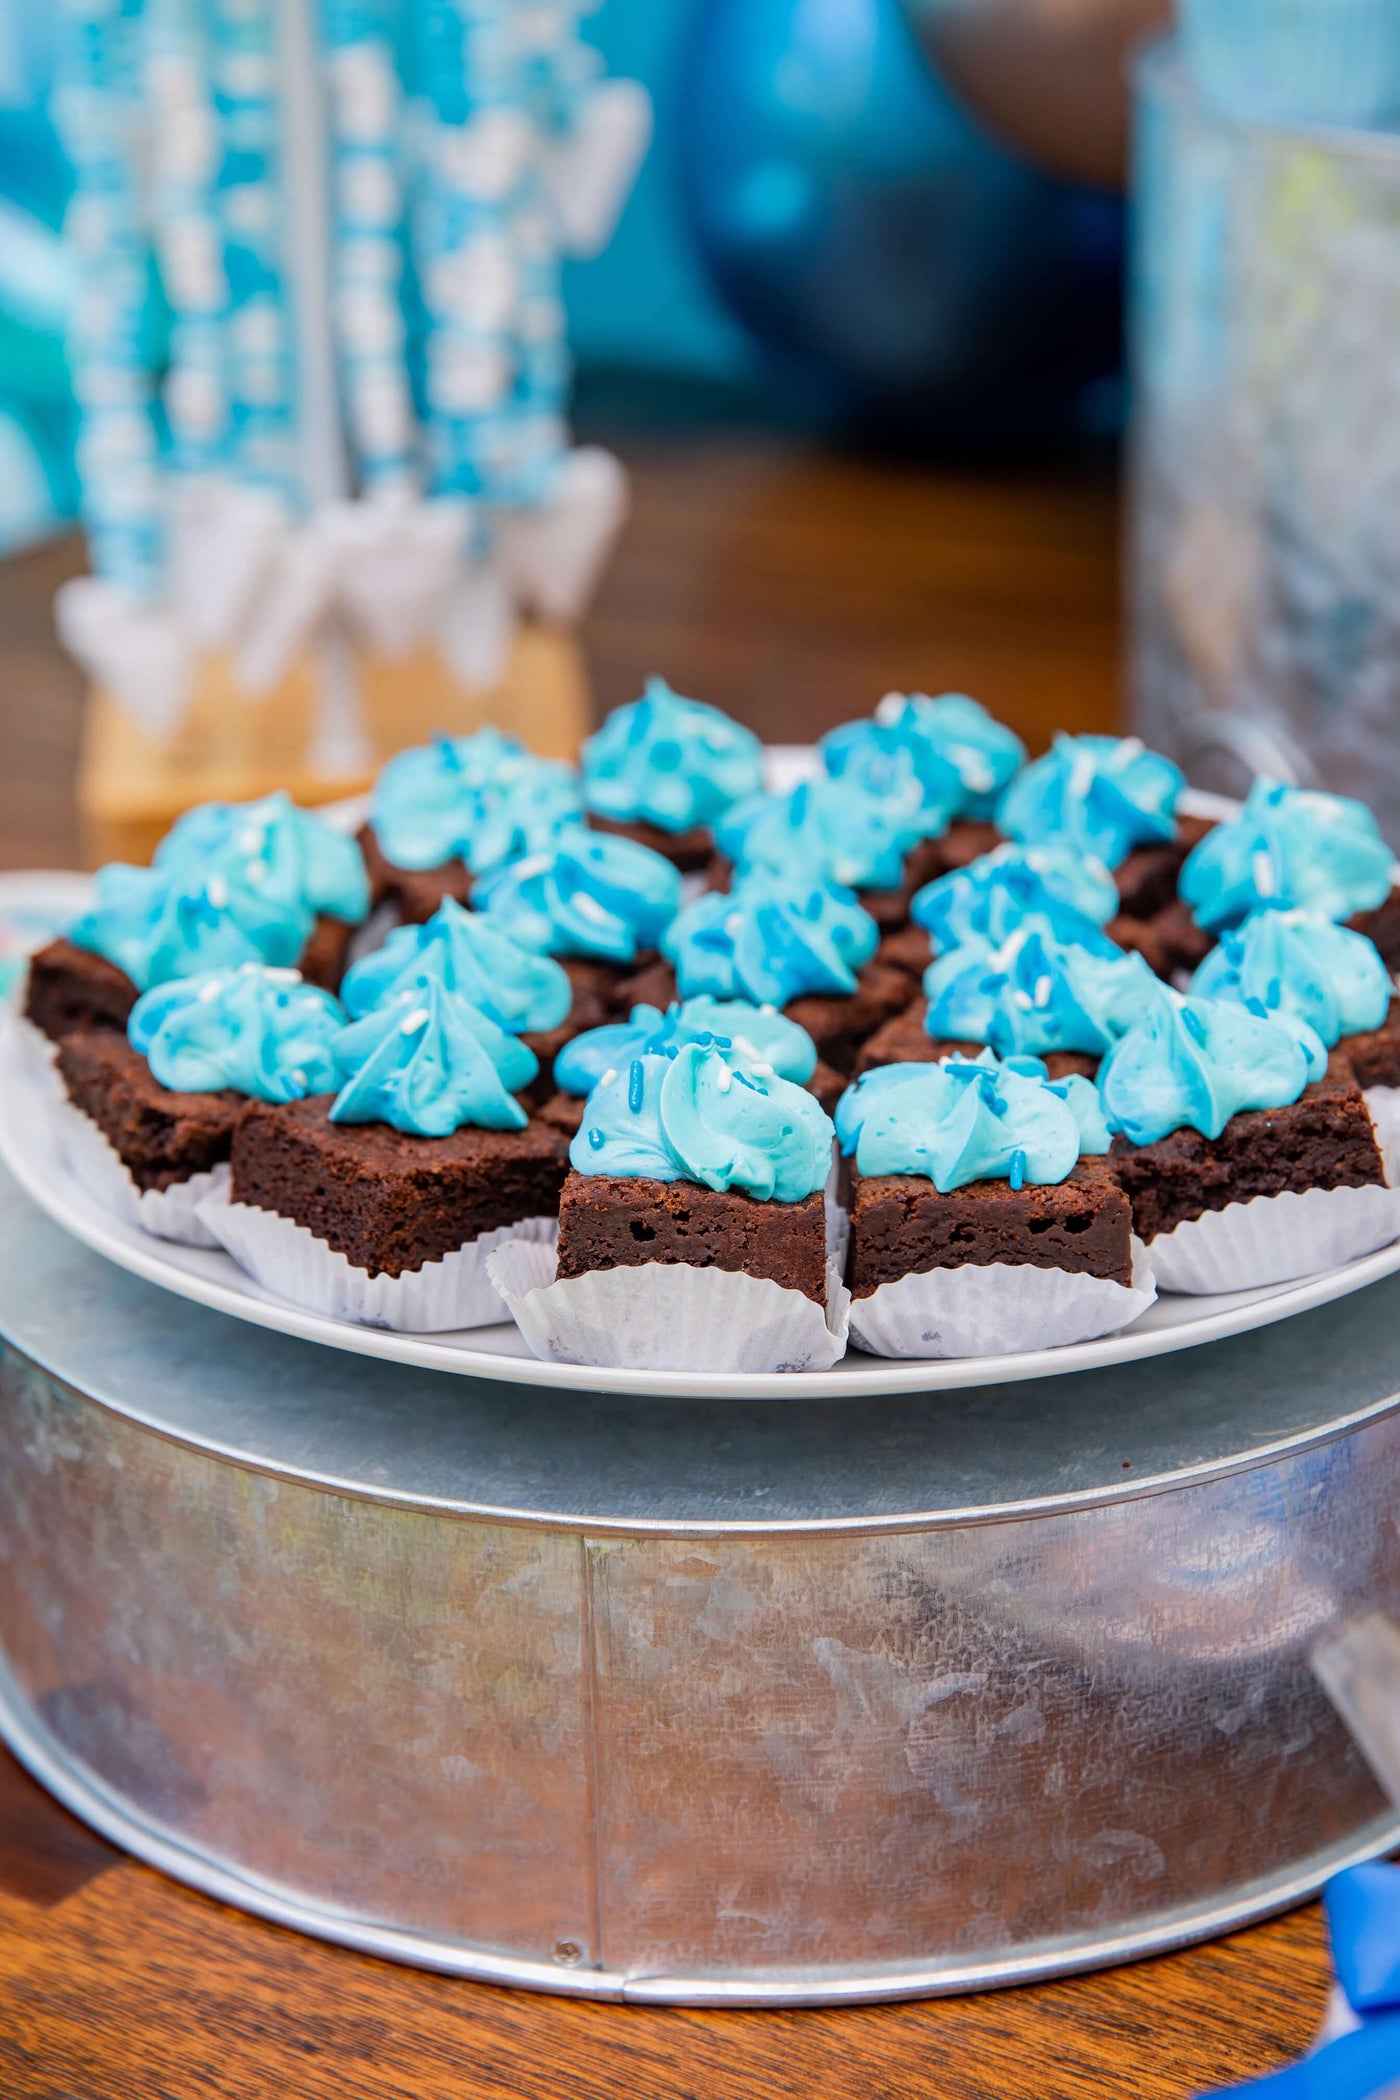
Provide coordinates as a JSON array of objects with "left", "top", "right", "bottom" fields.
[
  {"left": 854, "top": 999, "right": 1099, "bottom": 1083},
  {"left": 877, "top": 923, "right": 935, "bottom": 981},
  {"left": 26, "top": 938, "right": 139, "bottom": 1041},
  {"left": 358, "top": 822, "right": 471, "bottom": 926},
  {"left": 57, "top": 1031, "right": 241, "bottom": 1191},
  {"left": 1112, "top": 814, "right": 1216, "bottom": 921},
  {"left": 1108, "top": 1050, "right": 1387, "bottom": 1244},
  {"left": 556, "top": 1172, "right": 829, "bottom": 1303},
  {"left": 1107, "top": 901, "right": 1215, "bottom": 983},
  {"left": 231, "top": 1097, "right": 570, "bottom": 1278},
  {"left": 848, "top": 1158, "right": 1133, "bottom": 1297},
  {"left": 585, "top": 811, "right": 715, "bottom": 874},
  {"left": 1339, "top": 999, "right": 1400, "bottom": 1090},
  {"left": 1350, "top": 889, "right": 1400, "bottom": 973}
]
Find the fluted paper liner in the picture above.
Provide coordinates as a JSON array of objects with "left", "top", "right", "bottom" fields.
[
  {"left": 847, "top": 1239, "right": 1157, "bottom": 1361},
  {"left": 201, "top": 1195, "right": 557, "bottom": 1332},
  {"left": 13, "top": 1016, "right": 63, "bottom": 1102},
  {"left": 1146, "top": 1181, "right": 1400, "bottom": 1296},
  {"left": 53, "top": 1091, "right": 229, "bottom": 1248},
  {"left": 487, "top": 1240, "right": 852, "bottom": 1373},
  {"left": 1364, "top": 1086, "right": 1400, "bottom": 1180}
]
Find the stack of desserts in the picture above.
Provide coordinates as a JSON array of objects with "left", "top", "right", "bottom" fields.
[{"left": 20, "top": 677, "right": 1400, "bottom": 1366}]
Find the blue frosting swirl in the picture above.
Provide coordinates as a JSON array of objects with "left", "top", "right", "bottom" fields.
[
  {"left": 996, "top": 734, "right": 1184, "bottom": 869},
  {"left": 835, "top": 1048, "right": 1109, "bottom": 1191},
  {"left": 156, "top": 790, "right": 370, "bottom": 926},
  {"left": 128, "top": 964, "right": 344, "bottom": 1100},
  {"left": 1192, "top": 909, "right": 1391, "bottom": 1048},
  {"left": 1180, "top": 778, "right": 1395, "bottom": 930},
  {"left": 370, "top": 729, "right": 582, "bottom": 875},
  {"left": 472, "top": 827, "right": 682, "bottom": 963},
  {"left": 662, "top": 875, "right": 879, "bottom": 1004},
  {"left": 714, "top": 777, "right": 928, "bottom": 891},
  {"left": 911, "top": 843, "right": 1120, "bottom": 954},
  {"left": 582, "top": 677, "right": 764, "bottom": 833},
  {"left": 818, "top": 720, "right": 961, "bottom": 835},
  {"left": 340, "top": 898, "right": 572, "bottom": 1034},
  {"left": 70, "top": 859, "right": 310, "bottom": 991},
  {"left": 1098, "top": 990, "right": 1316, "bottom": 1146},
  {"left": 869, "top": 692, "right": 1027, "bottom": 816},
  {"left": 570, "top": 1041, "right": 834, "bottom": 1203},
  {"left": 553, "top": 997, "right": 818, "bottom": 1096},
  {"left": 329, "top": 978, "right": 537, "bottom": 1135},
  {"left": 923, "top": 926, "right": 1160, "bottom": 1058}
]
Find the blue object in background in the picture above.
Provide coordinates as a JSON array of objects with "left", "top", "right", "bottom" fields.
[{"left": 673, "top": 0, "right": 1125, "bottom": 443}]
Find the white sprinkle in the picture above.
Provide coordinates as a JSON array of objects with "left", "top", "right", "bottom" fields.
[
  {"left": 875, "top": 692, "right": 905, "bottom": 726},
  {"left": 400, "top": 1006, "right": 430, "bottom": 1034},
  {"left": 243, "top": 858, "right": 268, "bottom": 886},
  {"left": 1069, "top": 751, "right": 1096, "bottom": 801},
  {"left": 573, "top": 893, "right": 609, "bottom": 925},
  {"left": 1106, "top": 736, "right": 1144, "bottom": 772},
  {"left": 264, "top": 967, "right": 300, "bottom": 983},
  {"left": 715, "top": 1064, "right": 733, "bottom": 1092},
  {"left": 992, "top": 925, "right": 1031, "bottom": 972},
  {"left": 599, "top": 1067, "right": 617, "bottom": 1088},
  {"left": 197, "top": 978, "right": 223, "bottom": 1001},
  {"left": 206, "top": 874, "right": 229, "bottom": 909},
  {"left": 750, "top": 1060, "right": 775, "bottom": 1077},
  {"left": 237, "top": 824, "right": 266, "bottom": 854},
  {"left": 1033, "top": 973, "right": 1053, "bottom": 1008},
  {"left": 1252, "top": 849, "right": 1277, "bottom": 898},
  {"left": 724, "top": 912, "right": 744, "bottom": 938},
  {"left": 1012, "top": 989, "right": 1034, "bottom": 1011},
  {"left": 291, "top": 1069, "right": 306, "bottom": 1087},
  {"left": 758, "top": 1002, "right": 778, "bottom": 1014}
]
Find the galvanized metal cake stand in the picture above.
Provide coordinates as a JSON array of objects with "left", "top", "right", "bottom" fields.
[{"left": 0, "top": 1161, "right": 1397, "bottom": 2006}]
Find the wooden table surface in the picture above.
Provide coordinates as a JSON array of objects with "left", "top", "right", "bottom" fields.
[{"left": 0, "top": 426, "right": 1326, "bottom": 2097}]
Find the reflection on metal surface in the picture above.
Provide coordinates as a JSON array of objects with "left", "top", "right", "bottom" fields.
[
  {"left": 1315, "top": 1613, "right": 1400, "bottom": 1812},
  {"left": 1, "top": 1333, "right": 1398, "bottom": 2000}
]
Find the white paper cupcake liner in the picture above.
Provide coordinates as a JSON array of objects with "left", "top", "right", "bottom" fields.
[
  {"left": 51, "top": 1091, "right": 230, "bottom": 1249},
  {"left": 486, "top": 1240, "right": 852, "bottom": 1373},
  {"left": 10, "top": 1014, "right": 64, "bottom": 1102},
  {"left": 1147, "top": 1182, "right": 1400, "bottom": 1296},
  {"left": 847, "top": 1239, "right": 1157, "bottom": 1361},
  {"left": 199, "top": 1195, "right": 557, "bottom": 1333},
  {"left": 1364, "top": 1085, "right": 1400, "bottom": 1181}
]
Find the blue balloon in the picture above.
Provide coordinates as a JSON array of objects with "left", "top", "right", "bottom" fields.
[{"left": 674, "top": 0, "right": 1124, "bottom": 443}]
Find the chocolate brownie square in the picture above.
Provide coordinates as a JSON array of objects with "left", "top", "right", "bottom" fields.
[
  {"left": 853, "top": 998, "right": 1098, "bottom": 1082},
  {"left": 1335, "top": 999, "right": 1400, "bottom": 1090},
  {"left": 58, "top": 1031, "right": 240, "bottom": 1191},
  {"left": 1113, "top": 815, "right": 1216, "bottom": 921},
  {"left": 1108, "top": 1050, "right": 1387, "bottom": 1243},
  {"left": 231, "top": 1096, "right": 570, "bottom": 1277},
  {"left": 877, "top": 923, "right": 934, "bottom": 982},
  {"left": 847, "top": 1158, "right": 1133, "bottom": 1297},
  {"left": 1107, "top": 901, "right": 1215, "bottom": 984},
  {"left": 1350, "top": 886, "right": 1400, "bottom": 973},
  {"left": 26, "top": 937, "right": 139, "bottom": 1041},
  {"left": 357, "top": 822, "right": 471, "bottom": 926},
  {"left": 555, "top": 1171, "right": 829, "bottom": 1303},
  {"left": 585, "top": 811, "right": 715, "bottom": 874}
]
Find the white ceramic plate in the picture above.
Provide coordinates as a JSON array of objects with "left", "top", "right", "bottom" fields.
[{"left": 9, "top": 788, "right": 1400, "bottom": 1400}]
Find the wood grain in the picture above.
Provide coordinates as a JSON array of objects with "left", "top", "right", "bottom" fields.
[{"left": 0, "top": 430, "right": 1326, "bottom": 2098}]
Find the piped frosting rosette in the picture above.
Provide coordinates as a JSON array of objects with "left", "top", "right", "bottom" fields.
[
  {"left": 714, "top": 776, "right": 932, "bottom": 892},
  {"left": 663, "top": 875, "right": 878, "bottom": 1005},
  {"left": 490, "top": 1040, "right": 848, "bottom": 1373},
  {"left": 473, "top": 826, "right": 682, "bottom": 963},
  {"left": 581, "top": 676, "right": 764, "bottom": 834},
  {"left": 822, "top": 690, "right": 1026, "bottom": 822},
  {"left": 340, "top": 896, "right": 573, "bottom": 1035},
  {"left": 370, "top": 729, "right": 584, "bottom": 878},
  {"left": 837, "top": 1051, "right": 1156, "bottom": 1359},
  {"left": 1180, "top": 777, "right": 1395, "bottom": 930},
  {"left": 922, "top": 924, "right": 1159, "bottom": 1061},
  {"left": 911, "top": 842, "right": 1119, "bottom": 953},
  {"left": 996, "top": 732, "right": 1184, "bottom": 870}
]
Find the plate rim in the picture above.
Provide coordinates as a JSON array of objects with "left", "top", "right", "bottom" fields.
[{"left": 6, "top": 1019, "right": 1400, "bottom": 1400}]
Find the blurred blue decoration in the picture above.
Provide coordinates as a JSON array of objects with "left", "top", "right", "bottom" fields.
[
  {"left": 0, "top": 3, "right": 77, "bottom": 556},
  {"left": 674, "top": 0, "right": 1125, "bottom": 445}
]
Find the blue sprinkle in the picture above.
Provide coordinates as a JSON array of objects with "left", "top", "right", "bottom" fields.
[
  {"left": 1266, "top": 975, "right": 1282, "bottom": 1010},
  {"left": 628, "top": 1060, "right": 645, "bottom": 1112},
  {"left": 732, "top": 1068, "right": 764, "bottom": 1091},
  {"left": 587, "top": 1127, "right": 605, "bottom": 1151},
  {"left": 1010, "top": 1148, "right": 1026, "bottom": 1191},
  {"left": 1181, "top": 1006, "right": 1207, "bottom": 1047}
]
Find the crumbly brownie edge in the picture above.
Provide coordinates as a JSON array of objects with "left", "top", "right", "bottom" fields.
[
  {"left": 231, "top": 1097, "right": 570, "bottom": 1277},
  {"left": 57, "top": 1031, "right": 241, "bottom": 1190},
  {"left": 556, "top": 1172, "right": 829, "bottom": 1304},
  {"left": 1341, "top": 999, "right": 1400, "bottom": 1091},
  {"left": 848, "top": 1161, "right": 1133, "bottom": 1297},
  {"left": 1109, "top": 1060, "right": 1387, "bottom": 1242},
  {"left": 24, "top": 938, "right": 138, "bottom": 1042}
]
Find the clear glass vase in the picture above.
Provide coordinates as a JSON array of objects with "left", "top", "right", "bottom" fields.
[{"left": 1129, "top": 38, "right": 1400, "bottom": 839}]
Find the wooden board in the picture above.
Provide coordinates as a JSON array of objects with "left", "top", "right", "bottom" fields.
[{"left": 76, "top": 626, "right": 591, "bottom": 866}]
